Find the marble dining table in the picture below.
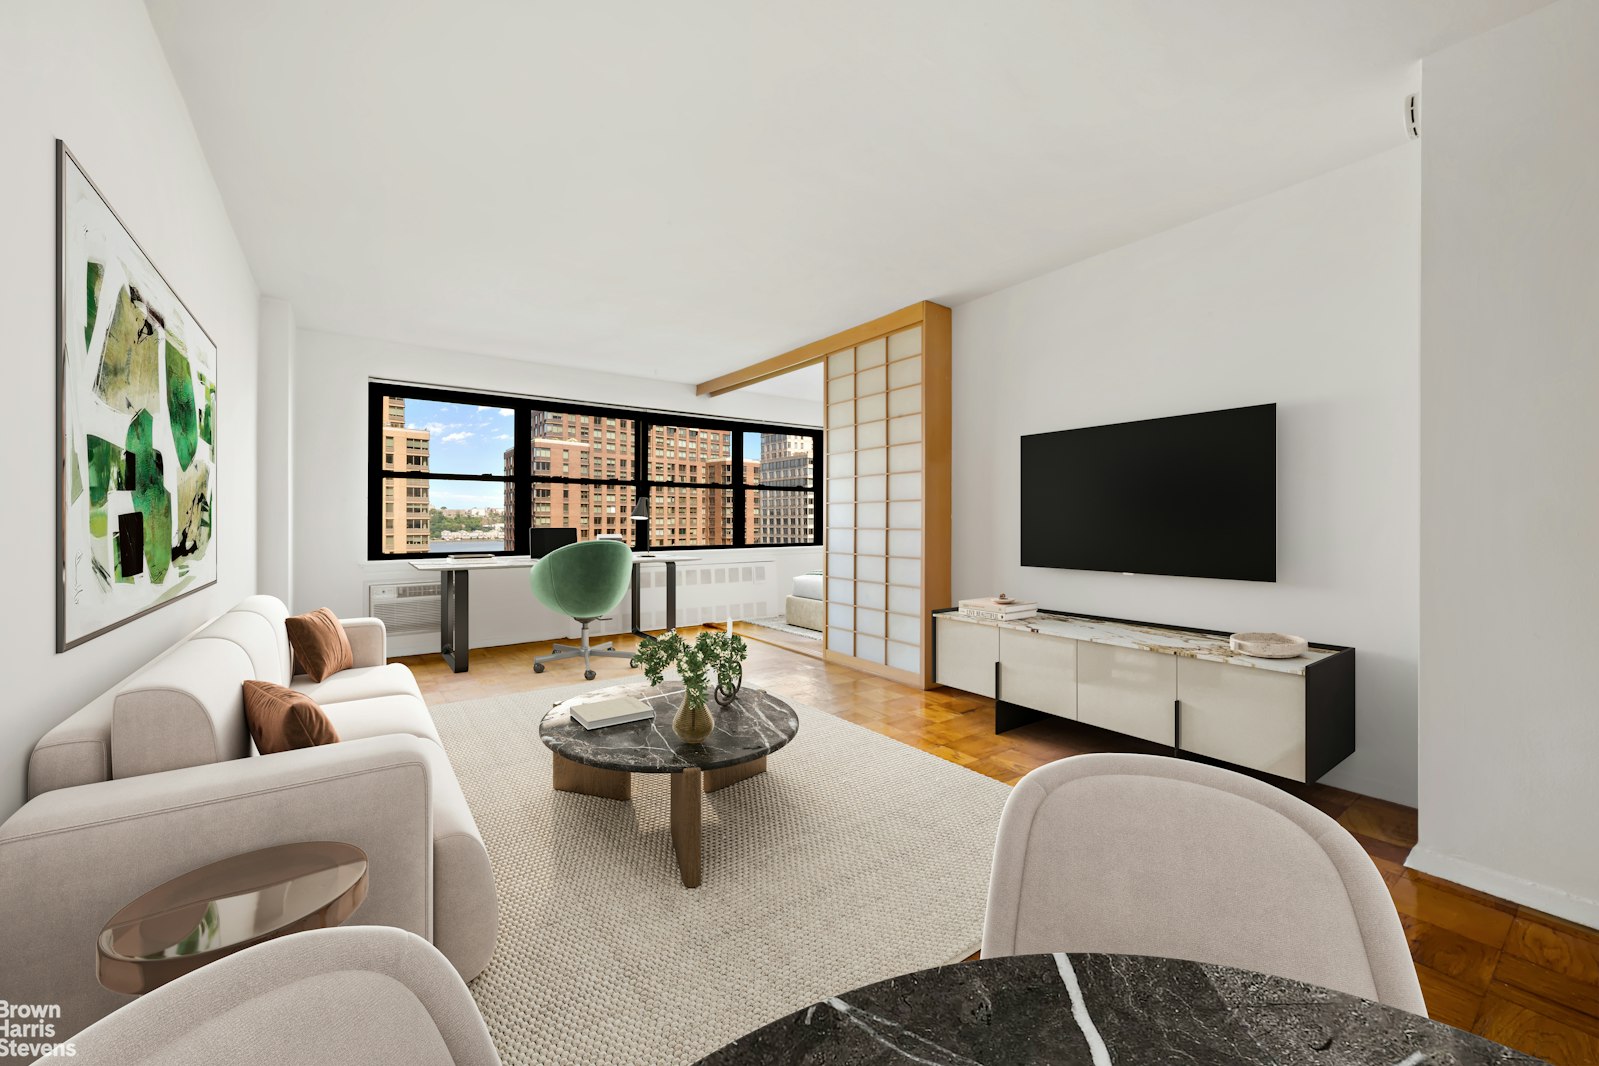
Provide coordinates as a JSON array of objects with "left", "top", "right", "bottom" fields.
[{"left": 695, "top": 953, "right": 1541, "bottom": 1065}]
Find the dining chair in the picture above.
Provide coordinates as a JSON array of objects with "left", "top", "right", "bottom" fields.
[
  {"left": 529, "top": 539, "right": 636, "bottom": 680},
  {"left": 65, "top": 926, "right": 501, "bottom": 1064},
  {"left": 982, "top": 752, "right": 1427, "bottom": 1015}
]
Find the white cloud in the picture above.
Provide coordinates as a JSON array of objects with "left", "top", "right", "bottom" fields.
[
  {"left": 443, "top": 431, "right": 473, "bottom": 442},
  {"left": 475, "top": 405, "right": 514, "bottom": 416},
  {"left": 494, "top": 433, "right": 512, "bottom": 441}
]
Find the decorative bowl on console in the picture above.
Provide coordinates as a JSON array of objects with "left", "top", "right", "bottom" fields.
[{"left": 1229, "top": 632, "right": 1309, "bottom": 659}]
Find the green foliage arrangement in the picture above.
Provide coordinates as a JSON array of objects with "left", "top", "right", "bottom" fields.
[{"left": 631, "top": 629, "right": 749, "bottom": 709}]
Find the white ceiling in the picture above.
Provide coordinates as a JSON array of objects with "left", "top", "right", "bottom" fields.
[{"left": 146, "top": 0, "right": 1546, "bottom": 391}]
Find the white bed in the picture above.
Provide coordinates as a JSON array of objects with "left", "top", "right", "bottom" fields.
[{"left": 786, "top": 572, "right": 825, "bottom": 631}]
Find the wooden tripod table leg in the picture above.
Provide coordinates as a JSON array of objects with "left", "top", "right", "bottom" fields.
[
  {"left": 552, "top": 753, "right": 632, "bottom": 800},
  {"left": 670, "top": 767, "right": 702, "bottom": 888},
  {"left": 703, "top": 756, "right": 767, "bottom": 793}
]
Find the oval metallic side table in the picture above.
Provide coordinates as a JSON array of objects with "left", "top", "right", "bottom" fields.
[{"left": 97, "top": 840, "right": 369, "bottom": 995}]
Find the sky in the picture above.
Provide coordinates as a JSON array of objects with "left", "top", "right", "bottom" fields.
[
  {"left": 404, "top": 399, "right": 515, "bottom": 510},
  {"left": 400, "top": 400, "right": 770, "bottom": 511}
]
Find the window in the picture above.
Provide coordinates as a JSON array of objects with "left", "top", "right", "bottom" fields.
[{"left": 369, "top": 384, "right": 820, "bottom": 557}]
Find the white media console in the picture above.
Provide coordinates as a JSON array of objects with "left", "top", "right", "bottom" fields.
[{"left": 931, "top": 609, "right": 1355, "bottom": 783}]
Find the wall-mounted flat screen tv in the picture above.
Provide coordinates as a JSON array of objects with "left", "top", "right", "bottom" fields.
[{"left": 1020, "top": 403, "right": 1276, "bottom": 582}]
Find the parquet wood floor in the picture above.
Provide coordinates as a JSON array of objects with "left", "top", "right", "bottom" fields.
[{"left": 395, "top": 625, "right": 1599, "bottom": 1064}]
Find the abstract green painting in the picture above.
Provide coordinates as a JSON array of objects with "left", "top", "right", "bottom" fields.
[{"left": 58, "top": 142, "right": 218, "bottom": 650}]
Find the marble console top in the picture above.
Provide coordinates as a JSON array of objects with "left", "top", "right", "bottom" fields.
[
  {"left": 697, "top": 953, "right": 1537, "bottom": 1065},
  {"left": 942, "top": 611, "right": 1341, "bottom": 676},
  {"left": 539, "top": 681, "right": 798, "bottom": 773}
]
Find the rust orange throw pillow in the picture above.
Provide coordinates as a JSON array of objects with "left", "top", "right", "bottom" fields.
[
  {"left": 243, "top": 681, "right": 340, "bottom": 754},
  {"left": 285, "top": 607, "right": 354, "bottom": 682}
]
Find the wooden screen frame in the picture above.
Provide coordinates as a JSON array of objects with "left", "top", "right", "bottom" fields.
[{"left": 697, "top": 301, "right": 951, "bottom": 688}]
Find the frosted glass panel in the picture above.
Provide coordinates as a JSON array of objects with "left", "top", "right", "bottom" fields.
[
  {"left": 888, "top": 386, "right": 921, "bottom": 417},
  {"left": 857, "top": 393, "right": 886, "bottom": 424},
  {"left": 820, "top": 319, "right": 939, "bottom": 680},
  {"left": 857, "top": 337, "right": 886, "bottom": 369},
  {"left": 889, "top": 472, "right": 922, "bottom": 499},
  {"left": 888, "top": 414, "right": 921, "bottom": 444},
  {"left": 889, "top": 501, "right": 922, "bottom": 529},
  {"left": 888, "top": 443, "right": 920, "bottom": 473},
  {"left": 888, "top": 585, "right": 921, "bottom": 615},
  {"left": 887, "top": 326, "right": 922, "bottom": 359},
  {"left": 888, "top": 355, "right": 922, "bottom": 388},
  {"left": 857, "top": 635, "right": 886, "bottom": 664},
  {"left": 887, "top": 640, "right": 919, "bottom": 673},
  {"left": 889, "top": 529, "right": 922, "bottom": 557}
]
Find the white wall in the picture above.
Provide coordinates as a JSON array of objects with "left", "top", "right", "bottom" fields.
[
  {"left": 291, "top": 329, "right": 822, "bottom": 653},
  {"left": 953, "top": 146, "right": 1420, "bottom": 804},
  {"left": 1411, "top": 0, "right": 1599, "bottom": 925},
  {"left": 0, "top": 2, "right": 260, "bottom": 818},
  {"left": 257, "top": 297, "right": 295, "bottom": 601}
]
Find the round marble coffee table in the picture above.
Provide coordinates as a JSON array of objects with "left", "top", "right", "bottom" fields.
[
  {"left": 539, "top": 682, "right": 799, "bottom": 888},
  {"left": 695, "top": 953, "right": 1537, "bottom": 1065}
]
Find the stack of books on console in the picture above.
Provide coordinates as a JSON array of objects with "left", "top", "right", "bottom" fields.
[{"left": 958, "top": 597, "right": 1038, "bottom": 622}]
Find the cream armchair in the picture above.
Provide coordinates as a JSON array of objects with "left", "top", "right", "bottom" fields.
[{"left": 64, "top": 926, "right": 501, "bottom": 1065}]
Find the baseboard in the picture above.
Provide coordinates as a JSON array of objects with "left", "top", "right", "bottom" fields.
[{"left": 1406, "top": 845, "right": 1599, "bottom": 929}]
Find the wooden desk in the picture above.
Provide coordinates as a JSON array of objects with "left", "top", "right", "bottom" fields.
[{"left": 410, "top": 553, "right": 702, "bottom": 671}]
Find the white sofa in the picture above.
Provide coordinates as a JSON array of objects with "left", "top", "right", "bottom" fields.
[{"left": 0, "top": 595, "right": 498, "bottom": 1042}]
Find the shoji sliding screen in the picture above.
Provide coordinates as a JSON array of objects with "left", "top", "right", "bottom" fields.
[{"left": 823, "top": 303, "right": 951, "bottom": 688}]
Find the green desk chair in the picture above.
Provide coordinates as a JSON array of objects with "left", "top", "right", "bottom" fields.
[{"left": 529, "top": 539, "right": 636, "bottom": 680}]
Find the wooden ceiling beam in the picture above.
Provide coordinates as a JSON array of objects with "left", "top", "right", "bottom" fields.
[{"left": 695, "top": 301, "right": 935, "bottom": 397}]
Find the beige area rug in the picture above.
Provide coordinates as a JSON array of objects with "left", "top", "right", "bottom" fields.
[{"left": 430, "top": 679, "right": 1012, "bottom": 1066}]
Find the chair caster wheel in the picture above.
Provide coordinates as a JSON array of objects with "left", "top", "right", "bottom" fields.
[
  {"left": 533, "top": 662, "right": 545, "bottom": 674},
  {"left": 584, "top": 669, "right": 596, "bottom": 681}
]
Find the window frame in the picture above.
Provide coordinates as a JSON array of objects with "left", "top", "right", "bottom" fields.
[{"left": 368, "top": 381, "right": 821, "bottom": 559}]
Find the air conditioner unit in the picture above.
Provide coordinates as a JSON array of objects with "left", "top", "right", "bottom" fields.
[{"left": 368, "top": 580, "right": 441, "bottom": 635}]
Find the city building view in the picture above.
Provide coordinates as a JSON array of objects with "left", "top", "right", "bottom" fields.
[
  {"left": 521, "top": 414, "right": 813, "bottom": 549},
  {"left": 757, "top": 434, "right": 815, "bottom": 545},
  {"left": 379, "top": 396, "right": 432, "bottom": 554},
  {"left": 382, "top": 397, "right": 814, "bottom": 555},
  {"left": 381, "top": 396, "right": 511, "bottom": 553}
]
